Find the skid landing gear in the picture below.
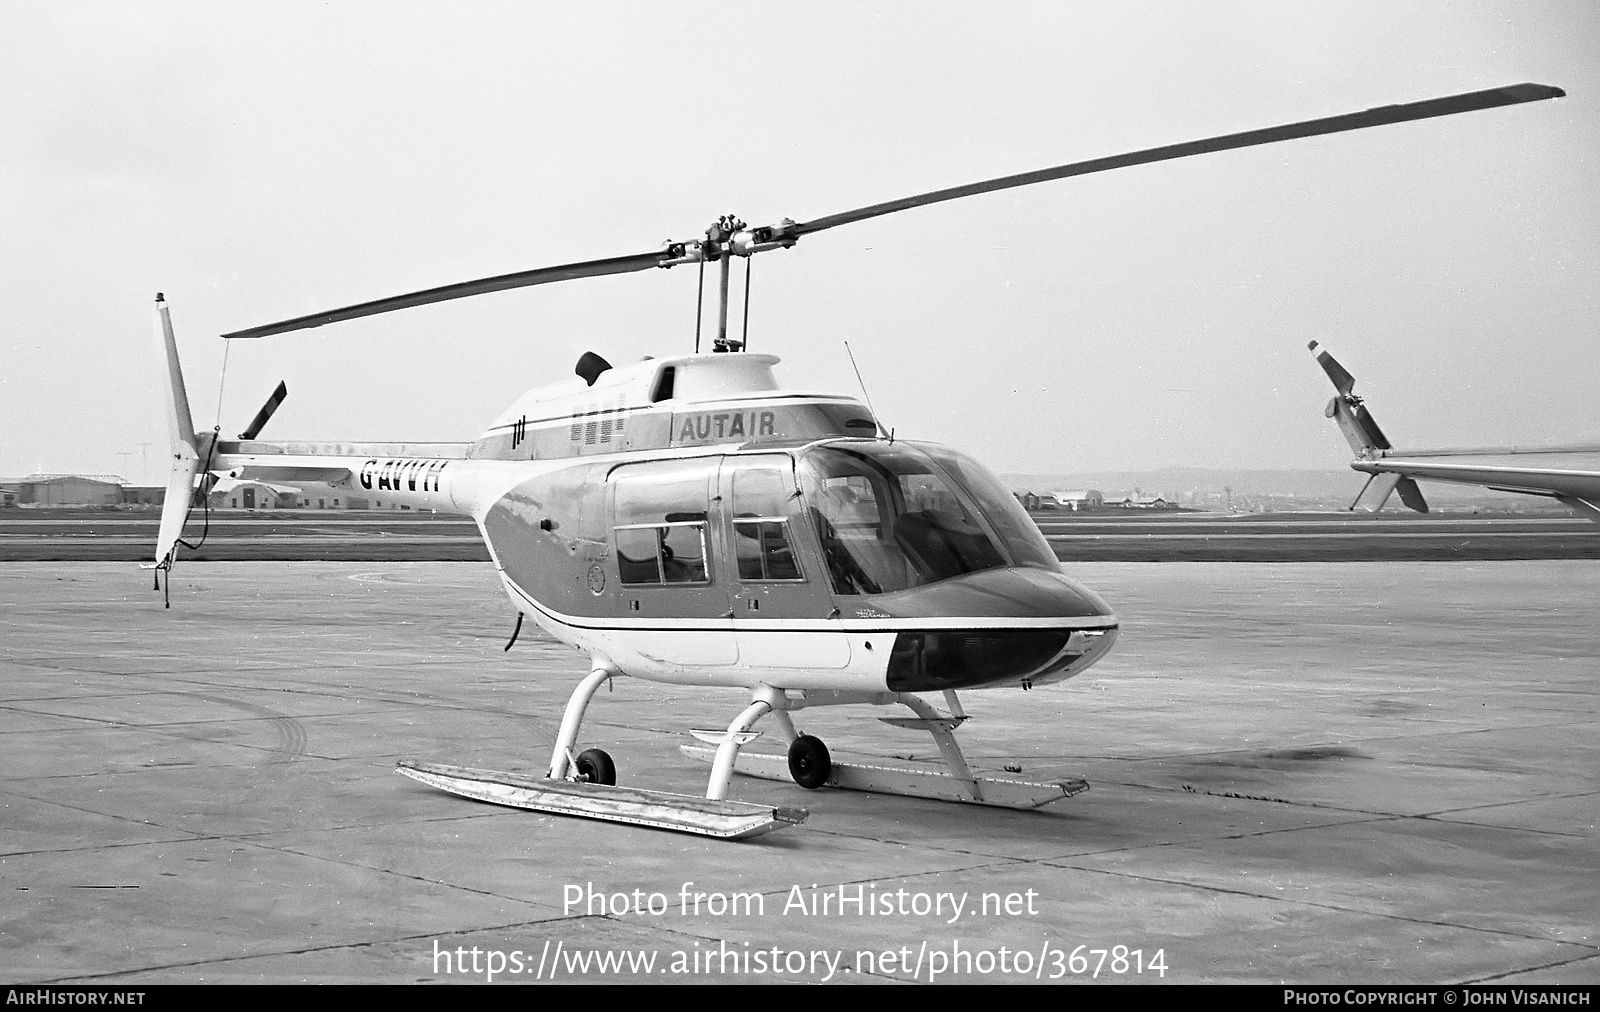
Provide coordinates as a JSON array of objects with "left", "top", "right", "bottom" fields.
[
  {"left": 395, "top": 761, "right": 806, "bottom": 839},
  {"left": 680, "top": 690, "right": 1088, "bottom": 809},
  {"left": 397, "top": 661, "right": 807, "bottom": 839}
]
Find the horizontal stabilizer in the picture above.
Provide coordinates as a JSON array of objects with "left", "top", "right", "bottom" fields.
[
  {"left": 221, "top": 464, "right": 354, "bottom": 484},
  {"left": 1556, "top": 496, "right": 1600, "bottom": 523},
  {"left": 209, "top": 477, "right": 303, "bottom": 496}
]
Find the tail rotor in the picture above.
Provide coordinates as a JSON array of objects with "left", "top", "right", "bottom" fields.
[
  {"left": 1308, "top": 341, "right": 1427, "bottom": 515},
  {"left": 1309, "top": 340, "right": 1391, "bottom": 455}
]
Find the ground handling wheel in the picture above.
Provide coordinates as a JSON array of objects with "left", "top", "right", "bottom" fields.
[
  {"left": 787, "top": 735, "right": 832, "bottom": 789},
  {"left": 574, "top": 748, "right": 616, "bottom": 786}
]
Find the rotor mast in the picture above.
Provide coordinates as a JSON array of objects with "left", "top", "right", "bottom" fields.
[
  {"left": 666, "top": 213, "right": 797, "bottom": 353},
  {"left": 714, "top": 217, "right": 737, "bottom": 351}
]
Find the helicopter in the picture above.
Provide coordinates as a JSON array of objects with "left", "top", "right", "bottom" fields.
[
  {"left": 1310, "top": 341, "right": 1600, "bottom": 522},
  {"left": 151, "top": 82, "right": 1563, "bottom": 839}
]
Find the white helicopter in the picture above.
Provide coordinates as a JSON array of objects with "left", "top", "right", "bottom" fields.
[
  {"left": 1311, "top": 341, "right": 1600, "bottom": 522},
  {"left": 151, "top": 83, "right": 1563, "bottom": 839}
]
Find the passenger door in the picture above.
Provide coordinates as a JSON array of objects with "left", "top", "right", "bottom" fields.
[
  {"left": 718, "top": 455, "right": 850, "bottom": 669},
  {"left": 609, "top": 457, "right": 737, "bottom": 664}
]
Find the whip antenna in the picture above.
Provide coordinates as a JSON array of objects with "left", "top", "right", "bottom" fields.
[{"left": 844, "top": 341, "right": 890, "bottom": 440}]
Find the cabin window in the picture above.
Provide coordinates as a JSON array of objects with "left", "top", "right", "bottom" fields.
[
  {"left": 615, "top": 521, "right": 708, "bottom": 584},
  {"left": 733, "top": 520, "right": 801, "bottom": 581},
  {"left": 651, "top": 365, "right": 676, "bottom": 402},
  {"left": 611, "top": 460, "right": 714, "bottom": 586},
  {"left": 730, "top": 466, "right": 803, "bottom": 582}
]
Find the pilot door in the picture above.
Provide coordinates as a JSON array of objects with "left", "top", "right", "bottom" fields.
[
  {"left": 717, "top": 455, "right": 850, "bottom": 669},
  {"left": 608, "top": 457, "right": 737, "bottom": 665}
]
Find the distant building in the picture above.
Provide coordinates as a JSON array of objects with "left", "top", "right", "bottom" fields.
[
  {"left": 0, "top": 473, "right": 365, "bottom": 510},
  {"left": 1053, "top": 489, "right": 1104, "bottom": 512},
  {"left": 208, "top": 479, "right": 301, "bottom": 510},
  {"left": 121, "top": 485, "right": 165, "bottom": 506},
  {"left": 1107, "top": 492, "right": 1176, "bottom": 510},
  {"left": 292, "top": 481, "right": 347, "bottom": 509},
  {"left": 1, "top": 474, "right": 127, "bottom": 506}
]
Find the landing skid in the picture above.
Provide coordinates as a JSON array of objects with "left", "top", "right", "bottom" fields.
[
  {"left": 396, "top": 760, "right": 807, "bottom": 840},
  {"left": 679, "top": 746, "right": 1087, "bottom": 809}
]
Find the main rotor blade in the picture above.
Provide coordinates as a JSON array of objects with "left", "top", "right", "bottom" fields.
[
  {"left": 790, "top": 83, "right": 1564, "bottom": 237},
  {"left": 222, "top": 250, "right": 670, "bottom": 340}
]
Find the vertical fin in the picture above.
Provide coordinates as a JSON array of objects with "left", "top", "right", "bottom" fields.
[{"left": 153, "top": 295, "right": 202, "bottom": 567}]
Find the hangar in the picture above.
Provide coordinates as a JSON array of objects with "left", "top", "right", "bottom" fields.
[{"left": 0, "top": 474, "right": 127, "bottom": 506}]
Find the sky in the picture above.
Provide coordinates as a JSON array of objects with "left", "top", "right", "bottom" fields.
[{"left": 4, "top": 2, "right": 1598, "bottom": 485}]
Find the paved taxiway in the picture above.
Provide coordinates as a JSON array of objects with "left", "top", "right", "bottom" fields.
[
  {"left": 1, "top": 561, "right": 1595, "bottom": 984},
  {"left": 3, "top": 509, "right": 1597, "bottom": 562}
]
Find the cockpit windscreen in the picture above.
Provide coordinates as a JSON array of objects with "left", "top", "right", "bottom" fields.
[{"left": 797, "top": 442, "right": 1059, "bottom": 596}]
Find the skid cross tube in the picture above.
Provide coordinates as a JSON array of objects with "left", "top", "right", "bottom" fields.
[
  {"left": 894, "top": 693, "right": 982, "bottom": 802},
  {"left": 548, "top": 661, "right": 616, "bottom": 780},
  {"left": 706, "top": 698, "right": 772, "bottom": 801}
]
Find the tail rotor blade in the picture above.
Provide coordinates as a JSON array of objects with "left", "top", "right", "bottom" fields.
[{"left": 239, "top": 381, "right": 288, "bottom": 440}]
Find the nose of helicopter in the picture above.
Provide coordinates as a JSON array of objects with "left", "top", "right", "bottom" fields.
[
  {"left": 854, "top": 567, "right": 1119, "bottom": 693},
  {"left": 857, "top": 565, "right": 1114, "bottom": 621}
]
